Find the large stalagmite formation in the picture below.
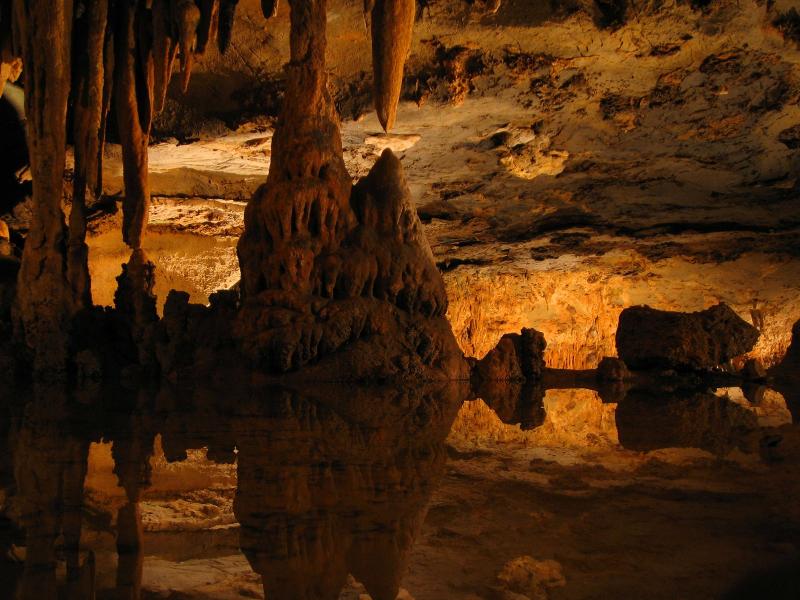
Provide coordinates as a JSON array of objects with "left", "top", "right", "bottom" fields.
[{"left": 232, "top": 0, "right": 466, "bottom": 380}]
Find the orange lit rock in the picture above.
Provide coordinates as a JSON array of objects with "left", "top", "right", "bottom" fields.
[{"left": 232, "top": 0, "right": 466, "bottom": 381}]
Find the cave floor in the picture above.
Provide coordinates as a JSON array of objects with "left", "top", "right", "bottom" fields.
[{"left": 1, "top": 384, "right": 798, "bottom": 600}]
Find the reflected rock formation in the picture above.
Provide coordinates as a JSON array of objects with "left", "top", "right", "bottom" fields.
[
  {"left": 615, "top": 386, "right": 761, "bottom": 456},
  {"left": 1, "top": 380, "right": 466, "bottom": 599},
  {"left": 231, "top": 384, "right": 463, "bottom": 600}
]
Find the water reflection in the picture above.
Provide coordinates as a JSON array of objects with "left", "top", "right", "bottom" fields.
[
  {"left": 1, "top": 382, "right": 465, "bottom": 599},
  {"left": 0, "top": 376, "right": 796, "bottom": 599}
]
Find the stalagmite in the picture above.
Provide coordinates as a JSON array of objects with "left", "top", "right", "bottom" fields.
[
  {"left": 12, "top": 0, "right": 75, "bottom": 372},
  {"left": 70, "top": 0, "right": 108, "bottom": 311},
  {"left": 368, "top": 0, "right": 415, "bottom": 131},
  {"left": 230, "top": 0, "right": 465, "bottom": 381}
]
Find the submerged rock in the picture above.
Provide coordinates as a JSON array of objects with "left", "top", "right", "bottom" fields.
[{"left": 616, "top": 303, "right": 759, "bottom": 372}]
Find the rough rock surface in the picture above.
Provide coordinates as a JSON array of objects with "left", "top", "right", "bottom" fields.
[{"left": 616, "top": 303, "right": 759, "bottom": 371}]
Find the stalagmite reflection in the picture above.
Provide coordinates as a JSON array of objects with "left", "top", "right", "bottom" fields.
[{"left": 0, "top": 381, "right": 465, "bottom": 599}]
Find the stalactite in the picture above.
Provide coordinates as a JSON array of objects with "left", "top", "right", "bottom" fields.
[
  {"left": 195, "top": 0, "right": 219, "bottom": 54},
  {"left": 114, "top": 0, "right": 154, "bottom": 250},
  {"left": 11, "top": 0, "right": 75, "bottom": 372},
  {"left": 218, "top": 0, "right": 239, "bottom": 53},
  {"left": 98, "top": 21, "right": 115, "bottom": 197},
  {"left": 368, "top": 0, "right": 415, "bottom": 131},
  {"left": 70, "top": 0, "right": 109, "bottom": 312},
  {"left": 173, "top": 0, "right": 201, "bottom": 92},
  {"left": 152, "top": 0, "right": 179, "bottom": 113},
  {"left": 261, "top": 0, "right": 279, "bottom": 19}
]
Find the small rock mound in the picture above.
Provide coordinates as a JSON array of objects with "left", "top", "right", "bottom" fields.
[{"left": 616, "top": 303, "right": 759, "bottom": 371}]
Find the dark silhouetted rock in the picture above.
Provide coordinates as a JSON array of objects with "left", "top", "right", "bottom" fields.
[
  {"left": 597, "top": 356, "right": 630, "bottom": 381},
  {"left": 771, "top": 318, "right": 800, "bottom": 383},
  {"left": 741, "top": 358, "right": 767, "bottom": 381},
  {"left": 616, "top": 303, "right": 759, "bottom": 371},
  {"left": 771, "top": 318, "right": 800, "bottom": 424},
  {"left": 472, "top": 328, "right": 546, "bottom": 382}
]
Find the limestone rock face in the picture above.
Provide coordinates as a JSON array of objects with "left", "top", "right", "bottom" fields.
[{"left": 616, "top": 303, "right": 759, "bottom": 371}]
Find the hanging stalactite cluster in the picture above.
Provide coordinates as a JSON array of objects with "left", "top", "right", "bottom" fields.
[
  {"left": 1, "top": 0, "right": 426, "bottom": 378},
  {"left": 1, "top": 0, "right": 241, "bottom": 373}
]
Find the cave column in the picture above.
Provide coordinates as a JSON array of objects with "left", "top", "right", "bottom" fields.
[{"left": 11, "top": 0, "right": 75, "bottom": 372}]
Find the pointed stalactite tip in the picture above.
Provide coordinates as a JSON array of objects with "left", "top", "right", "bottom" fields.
[{"left": 261, "top": 0, "right": 278, "bottom": 19}]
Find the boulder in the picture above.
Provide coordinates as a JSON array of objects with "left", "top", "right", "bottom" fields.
[
  {"left": 473, "top": 328, "right": 547, "bottom": 382},
  {"left": 771, "top": 318, "right": 799, "bottom": 383},
  {"left": 616, "top": 303, "right": 759, "bottom": 371},
  {"left": 741, "top": 358, "right": 767, "bottom": 381},
  {"left": 597, "top": 356, "right": 630, "bottom": 381}
]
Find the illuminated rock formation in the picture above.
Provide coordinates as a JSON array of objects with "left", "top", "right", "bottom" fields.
[
  {"left": 616, "top": 303, "right": 759, "bottom": 372},
  {"left": 1, "top": 0, "right": 463, "bottom": 382},
  {"left": 11, "top": 2, "right": 77, "bottom": 373},
  {"left": 0, "top": 1, "right": 239, "bottom": 375},
  {"left": 234, "top": 0, "right": 466, "bottom": 381}
]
